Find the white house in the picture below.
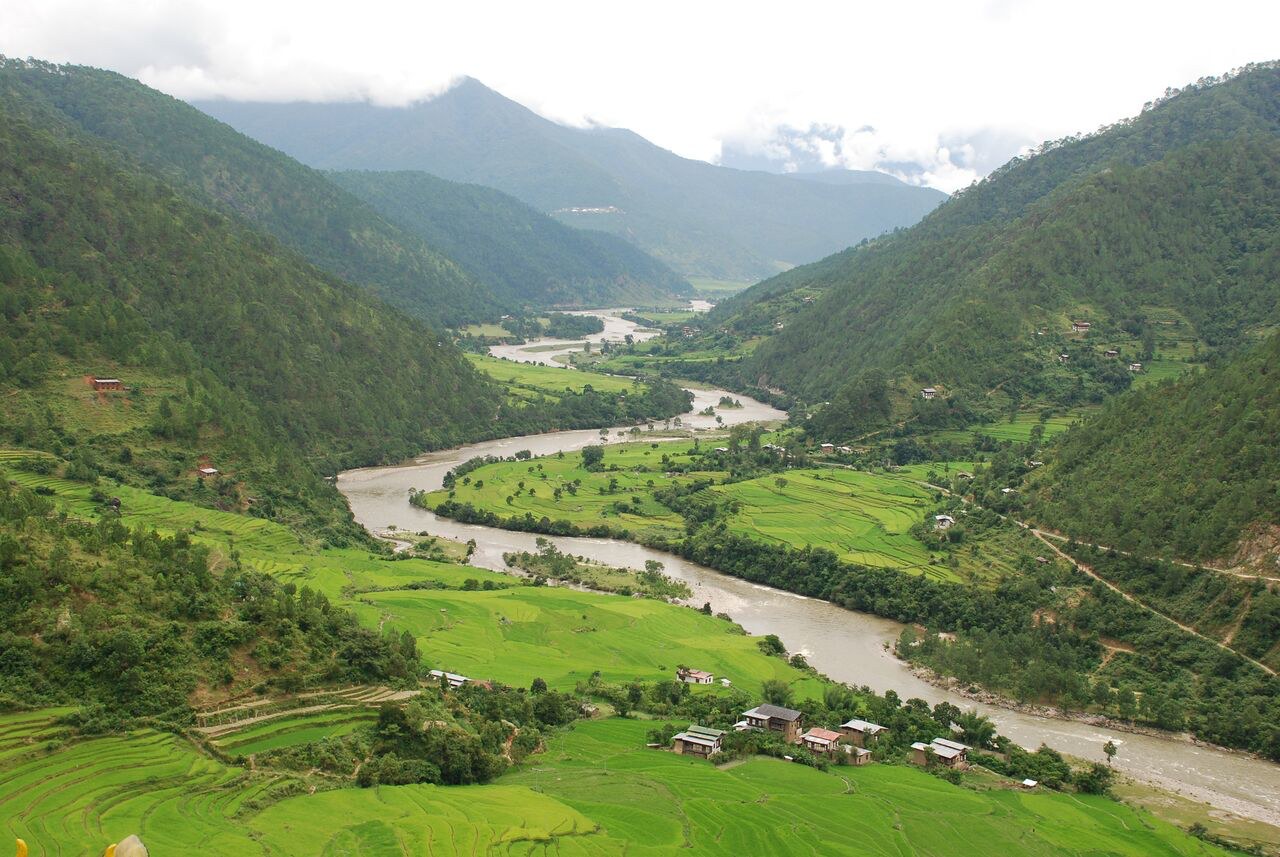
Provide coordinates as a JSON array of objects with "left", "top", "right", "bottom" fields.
[
  {"left": 677, "top": 667, "right": 714, "bottom": 685},
  {"left": 934, "top": 514, "right": 956, "bottom": 530},
  {"left": 921, "top": 387, "right": 938, "bottom": 400}
]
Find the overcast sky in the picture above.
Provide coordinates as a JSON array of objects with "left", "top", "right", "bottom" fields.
[{"left": 4, "top": 0, "right": 1277, "bottom": 191}]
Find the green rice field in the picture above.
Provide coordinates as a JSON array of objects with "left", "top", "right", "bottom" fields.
[
  {"left": 466, "top": 353, "right": 640, "bottom": 397},
  {"left": 0, "top": 713, "right": 1231, "bottom": 856}
]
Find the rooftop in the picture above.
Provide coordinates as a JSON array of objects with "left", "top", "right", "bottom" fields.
[
  {"left": 803, "top": 727, "right": 842, "bottom": 743},
  {"left": 744, "top": 703, "right": 802, "bottom": 722},
  {"left": 841, "top": 719, "right": 885, "bottom": 734}
]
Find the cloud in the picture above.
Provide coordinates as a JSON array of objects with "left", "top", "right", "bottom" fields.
[{"left": 2, "top": 0, "right": 1276, "bottom": 192}]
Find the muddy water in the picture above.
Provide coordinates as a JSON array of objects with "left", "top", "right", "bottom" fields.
[{"left": 338, "top": 312, "right": 1280, "bottom": 827}]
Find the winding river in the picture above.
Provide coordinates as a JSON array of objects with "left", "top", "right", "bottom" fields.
[{"left": 338, "top": 307, "right": 1280, "bottom": 828}]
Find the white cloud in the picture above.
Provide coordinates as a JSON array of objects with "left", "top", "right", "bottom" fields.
[{"left": 2, "top": 0, "right": 1276, "bottom": 191}]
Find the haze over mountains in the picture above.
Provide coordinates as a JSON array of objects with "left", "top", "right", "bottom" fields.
[{"left": 196, "top": 78, "right": 947, "bottom": 282}]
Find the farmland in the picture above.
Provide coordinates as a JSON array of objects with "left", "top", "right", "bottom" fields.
[
  {"left": 466, "top": 353, "right": 639, "bottom": 396},
  {"left": 425, "top": 442, "right": 1030, "bottom": 582},
  {"left": 0, "top": 712, "right": 1232, "bottom": 856}
]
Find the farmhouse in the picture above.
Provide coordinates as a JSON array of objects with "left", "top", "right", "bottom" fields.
[
  {"left": 713, "top": 447, "right": 729, "bottom": 453},
  {"left": 839, "top": 718, "right": 887, "bottom": 747},
  {"left": 719, "top": 678, "right": 732, "bottom": 687},
  {"left": 1104, "top": 349, "right": 1120, "bottom": 358},
  {"left": 197, "top": 467, "right": 219, "bottom": 478},
  {"left": 799, "top": 727, "right": 842, "bottom": 755},
  {"left": 92, "top": 377, "right": 124, "bottom": 391},
  {"left": 1058, "top": 353, "right": 1070, "bottom": 363},
  {"left": 934, "top": 514, "right": 956, "bottom": 530},
  {"left": 428, "top": 669, "right": 470, "bottom": 688},
  {"left": 920, "top": 387, "right": 937, "bottom": 400},
  {"left": 677, "top": 667, "right": 714, "bottom": 685},
  {"left": 820, "top": 443, "right": 835, "bottom": 452},
  {"left": 848, "top": 745, "right": 872, "bottom": 765},
  {"left": 738, "top": 703, "right": 803, "bottom": 741},
  {"left": 1021, "top": 778, "right": 1039, "bottom": 788},
  {"left": 1128, "top": 362, "right": 1143, "bottom": 372},
  {"left": 672, "top": 724, "right": 725, "bottom": 757},
  {"left": 1072, "top": 321, "right": 1091, "bottom": 333},
  {"left": 911, "top": 738, "right": 970, "bottom": 769},
  {"left": 837, "top": 446, "right": 853, "bottom": 454},
  {"left": 774, "top": 321, "right": 785, "bottom": 330}
]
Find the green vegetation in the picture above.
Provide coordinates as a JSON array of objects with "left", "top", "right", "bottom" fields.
[
  {"left": 1029, "top": 333, "right": 1280, "bottom": 562},
  {"left": 0, "top": 712, "right": 1234, "bottom": 856},
  {"left": 504, "top": 538, "right": 692, "bottom": 600},
  {"left": 701, "top": 64, "right": 1280, "bottom": 421},
  {"left": 0, "top": 58, "right": 501, "bottom": 327},
  {"left": 331, "top": 170, "right": 692, "bottom": 307},
  {"left": 197, "top": 78, "right": 944, "bottom": 282}
]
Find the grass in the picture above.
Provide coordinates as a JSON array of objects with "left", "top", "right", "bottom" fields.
[
  {"left": 0, "top": 712, "right": 1232, "bottom": 856},
  {"left": 687, "top": 277, "right": 753, "bottom": 297},
  {"left": 931, "top": 410, "right": 1090, "bottom": 444},
  {"left": 212, "top": 710, "right": 377, "bottom": 756},
  {"left": 466, "top": 353, "right": 640, "bottom": 395},
  {"left": 427, "top": 443, "right": 1030, "bottom": 583},
  {"left": 459, "top": 322, "right": 513, "bottom": 337}
]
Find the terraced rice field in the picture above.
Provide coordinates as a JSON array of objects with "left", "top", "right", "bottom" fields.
[
  {"left": 0, "top": 713, "right": 1229, "bottom": 856},
  {"left": 932, "top": 411, "right": 1088, "bottom": 444},
  {"left": 709, "top": 469, "right": 950, "bottom": 577},
  {"left": 212, "top": 710, "right": 376, "bottom": 756}
]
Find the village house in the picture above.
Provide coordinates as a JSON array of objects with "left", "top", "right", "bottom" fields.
[
  {"left": 910, "top": 738, "right": 970, "bottom": 769},
  {"left": 676, "top": 667, "right": 714, "bottom": 685},
  {"left": 713, "top": 447, "right": 729, "bottom": 453},
  {"left": 839, "top": 718, "right": 887, "bottom": 747},
  {"left": 92, "top": 377, "right": 124, "bottom": 391},
  {"left": 428, "top": 669, "right": 469, "bottom": 688},
  {"left": 774, "top": 321, "right": 785, "bottom": 330},
  {"left": 719, "top": 678, "right": 732, "bottom": 687},
  {"left": 820, "top": 443, "right": 835, "bottom": 452},
  {"left": 848, "top": 745, "right": 872, "bottom": 765},
  {"left": 799, "top": 727, "right": 842, "bottom": 755},
  {"left": 1128, "top": 362, "right": 1143, "bottom": 372},
  {"left": 197, "top": 467, "right": 219, "bottom": 478},
  {"left": 1071, "top": 321, "right": 1091, "bottom": 333},
  {"left": 672, "top": 724, "right": 725, "bottom": 757},
  {"left": 1021, "top": 778, "right": 1039, "bottom": 789},
  {"left": 738, "top": 703, "right": 804, "bottom": 742},
  {"left": 920, "top": 387, "right": 937, "bottom": 400},
  {"left": 1001, "top": 487, "right": 1017, "bottom": 495},
  {"left": 1104, "top": 349, "right": 1120, "bottom": 358},
  {"left": 933, "top": 514, "right": 956, "bottom": 530},
  {"left": 1058, "top": 353, "right": 1070, "bottom": 363},
  {"left": 837, "top": 446, "right": 853, "bottom": 455}
]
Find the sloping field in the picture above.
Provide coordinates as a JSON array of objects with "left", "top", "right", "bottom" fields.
[
  {"left": 467, "top": 353, "right": 638, "bottom": 394},
  {"left": 350, "top": 585, "right": 815, "bottom": 696},
  {"left": 708, "top": 469, "right": 948, "bottom": 577},
  {"left": 0, "top": 713, "right": 1231, "bottom": 856}
]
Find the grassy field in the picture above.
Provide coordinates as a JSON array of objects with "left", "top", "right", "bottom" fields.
[
  {"left": 459, "top": 322, "right": 513, "bottom": 337},
  {"left": 931, "top": 410, "right": 1090, "bottom": 444},
  {"left": 466, "top": 353, "right": 640, "bottom": 396},
  {"left": 687, "top": 277, "right": 753, "bottom": 297},
  {"left": 0, "top": 712, "right": 1232, "bottom": 856},
  {"left": 211, "top": 710, "right": 377, "bottom": 757},
  {"left": 427, "top": 443, "right": 1031, "bottom": 583}
]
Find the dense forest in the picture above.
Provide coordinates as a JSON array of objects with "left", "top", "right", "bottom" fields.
[
  {"left": 0, "top": 477, "right": 417, "bottom": 726},
  {"left": 705, "top": 64, "right": 1280, "bottom": 412},
  {"left": 1029, "top": 332, "right": 1280, "bottom": 561},
  {"left": 0, "top": 57, "right": 502, "bottom": 327},
  {"left": 331, "top": 170, "right": 691, "bottom": 307}
]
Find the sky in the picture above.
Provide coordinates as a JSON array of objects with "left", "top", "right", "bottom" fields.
[{"left": 3, "top": 0, "right": 1277, "bottom": 191}]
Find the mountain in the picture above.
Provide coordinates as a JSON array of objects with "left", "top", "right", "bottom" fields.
[
  {"left": 194, "top": 79, "right": 947, "bottom": 282},
  {"left": 1028, "top": 332, "right": 1280, "bottom": 563},
  {"left": 712, "top": 63, "right": 1280, "bottom": 409},
  {"left": 0, "top": 57, "right": 509, "bottom": 537},
  {"left": 0, "top": 59, "right": 499, "bottom": 327},
  {"left": 328, "top": 170, "right": 691, "bottom": 307}
]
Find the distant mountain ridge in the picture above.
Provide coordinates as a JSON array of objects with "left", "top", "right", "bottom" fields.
[
  {"left": 194, "top": 79, "right": 947, "bottom": 281},
  {"left": 329, "top": 170, "right": 691, "bottom": 308}
]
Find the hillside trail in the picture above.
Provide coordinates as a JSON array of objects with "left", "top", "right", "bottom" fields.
[
  {"left": 1030, "top": 526, "right": 1280, "bottom": 583},
  {"left": 915, "top": 479, "right": 1277, "bottom": 678}
]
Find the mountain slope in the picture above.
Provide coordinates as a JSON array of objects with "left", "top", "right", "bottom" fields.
[
  {"left": 0, "top": 59, "right": 510, "bottom": 536},
  {"left": 717, "top": 64, "right": 1280, "bottom": 405},
  {"left": 1029, "top": 332, "right": 1280, "bottom": 562},
  {"left": 195, "top": 79, "right": 946, "bottom": 281},
  {"left": 0, "top": 59, "right": 500, "bottom": 327},
  {"left": 329, "top": 169, "right": 691, "bottom": 307}
]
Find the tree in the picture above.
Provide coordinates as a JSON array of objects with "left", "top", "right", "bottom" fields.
[
  {"left": 1103, "top": 740, "right": 1117, "bottom": 766},
  {"left": 761, "top": 679, "right": 792, "bottom": 706},
  {"left": 581, "top": 445, "right": 604, "bottom": 469},
  {"left": 530, "top": 677, "right": 548, "bottom": 695}
]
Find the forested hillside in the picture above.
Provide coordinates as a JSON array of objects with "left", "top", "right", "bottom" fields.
[
  {"left": 196, "top": 79, "right": 946, "bottom": 281},
  {"left": 1030, "top": 333, "right": 1280, "bottom": 562},
  {"left": 0, "top": 58, "right": 500, "bottom": 326},
  {"left": 713, "top": 64, "right": 1280, "bottom": 411},
  {"left": 330, "top": 169, "right": 691, "bottom": 307}
]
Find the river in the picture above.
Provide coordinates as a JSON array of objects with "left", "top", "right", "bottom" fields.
[{"left": 338, "top": 307, "right": 1280, "bottom": 828}]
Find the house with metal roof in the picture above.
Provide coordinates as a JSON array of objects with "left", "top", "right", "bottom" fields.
[
  {"left": 799, "top": 727, "right": 842, "bottom": 755},
  {"left": 672, "top": 724, "right": 725, "bottom": 757},
  {"left": 839, "top": 718, "right": 887, "bottom": 747},
  {"left": 910, "top": 737, "right": 970, "bottom": 769},
  {"left": 738, "top": 703, "right": 804, "bottom": 742}
]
